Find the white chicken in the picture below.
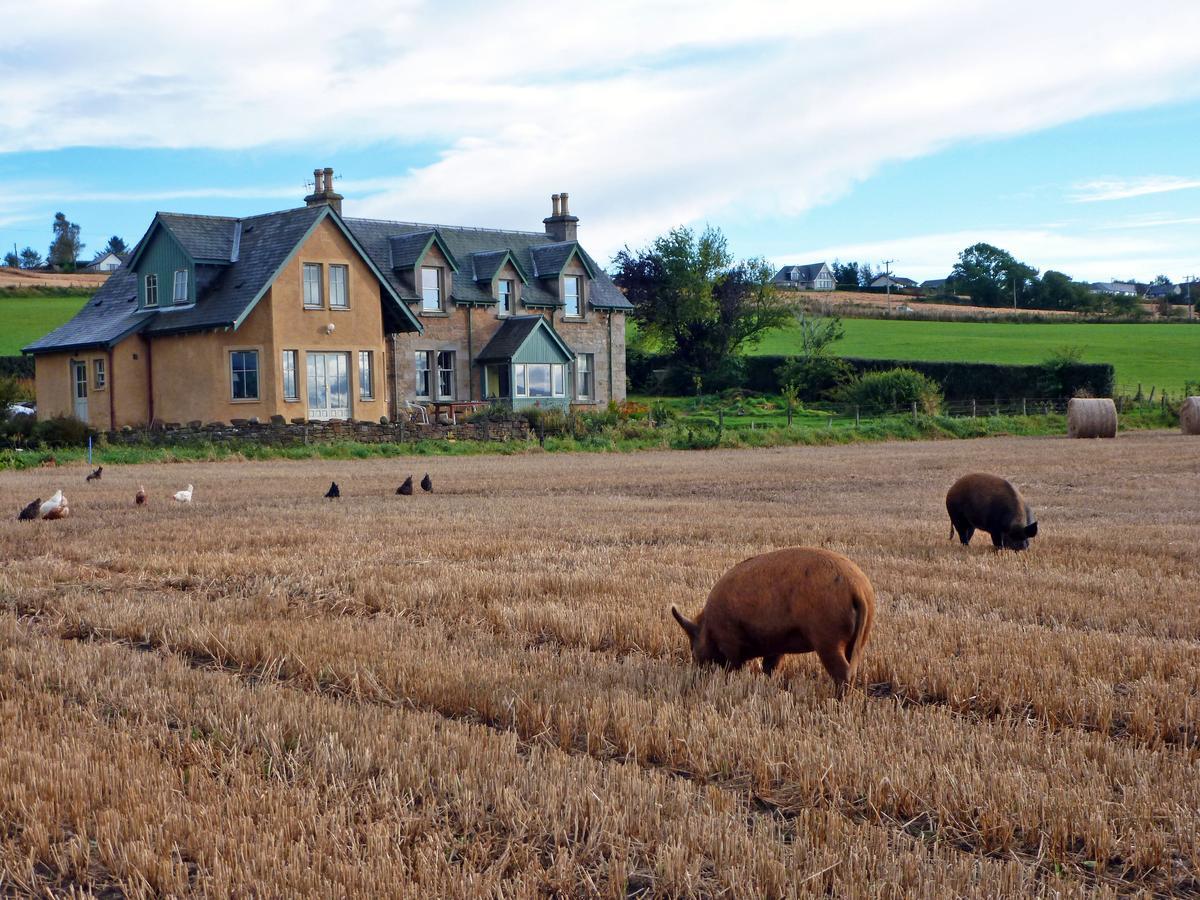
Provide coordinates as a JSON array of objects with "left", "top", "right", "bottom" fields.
[
  {"left": 39, "top": 490, "right": 68, "bottom": 519},
  {"left": 173, "top": 484, "right": 194, "bottom": 503}
]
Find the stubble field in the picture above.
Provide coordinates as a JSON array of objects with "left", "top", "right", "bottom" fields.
[{"left": 0, "top": 433, "right": 1197, "bottom": 897}]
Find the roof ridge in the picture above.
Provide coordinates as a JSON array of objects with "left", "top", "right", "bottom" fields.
[{"left": 344, "top": 216, "right": 546, "bottom": 237}]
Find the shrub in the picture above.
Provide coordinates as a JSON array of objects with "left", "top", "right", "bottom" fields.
[
  {"left": 774, "top": 356, "right": 856, "bottom": 400},
  {"left": 833, "top": 368, "right": 944, "bottom": 414},
  {"left": 34, "top": 415, "right": 93, "bottom": 447}
]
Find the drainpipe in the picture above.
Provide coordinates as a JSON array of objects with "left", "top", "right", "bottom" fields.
[
  {"left": 606, "top": 311, "right": 614, "bottom": 402},
  {"left": 146, "top": 338, "right": 155, "bottom": 425},
  {"left": 466, "top": 305, "right": 474, "bottom": 400},
  {"left": 106, "top": 347, "right": 116, "bottom": 431}
]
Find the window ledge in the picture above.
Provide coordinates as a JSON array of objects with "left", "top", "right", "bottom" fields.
[
  {"left": 419, "top": 310, "right": 450, "bottom": 318},
  {"left": 230, "top": 398, "right": 261, "bottom": 404}
]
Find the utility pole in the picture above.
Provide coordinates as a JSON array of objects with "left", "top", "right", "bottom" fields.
[{"left": 880, "top": 259, "right": 896, "bottom": 315}]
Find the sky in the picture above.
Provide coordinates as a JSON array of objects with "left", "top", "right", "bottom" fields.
[{"left": 2, "top": 0, "right": 1200, "bottom": 283}]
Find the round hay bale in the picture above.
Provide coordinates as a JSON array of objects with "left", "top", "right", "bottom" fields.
[
  {"left": 1181, "top": 397, "right": 1200, "bottom": 435},
  {"left": 1067, "top": 397, "right": 1117, "bottom": 438}
]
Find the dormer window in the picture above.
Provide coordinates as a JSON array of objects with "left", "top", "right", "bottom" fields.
[
  {"left": 497, "top": 279, "right": 513, "bottom": 317},
  {"left": 422, "top": 267, "right": 442, "bottom": 312},
  {"left": 563, "top": 275, "right": 581, "bottom": 317},
  {"left": 144, "top": 273, "right": 158, "bottom": 308},
  {"left": 173, "top": 269, "right": 189, "bottom": 305}
]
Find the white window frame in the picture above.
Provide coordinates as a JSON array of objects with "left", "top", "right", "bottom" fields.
[
  {"left": 329, "top": 264, "right": 349, "bottom": 309},
  {"left": 421, "top": 267, "right": 442, "bottom": 312},
  {"left": 359, "top": 350, "right": 374, "bottom": 401},
  {"left": 436, "top": 350, "right": 455, "bottom": 400},
  {"left": 93, "top": 358, "right": 106, "bottom": 390},
  {"left": 497, "top": 279, "right": 513, "bottom": 317},
  {"left": 230, "top": 350, "right": 260, "bottom": 401},
  {"left": 576, "top": 353, "right": 593, "bottom": 400},
  {"left": 282, "top": 350, "right": 299, "bottom": 401},
  {"left": 414, "top": 351, "right": 432, "bottom": 399},
  {"left": 563, "top": 275, "right": 582, "bottom": 317},
  {"left": 303, "top": 262, "right": 324, "bottom": 309},
  {"left": 144, "top": 273, "right": 158, "bottom": 308},
  {"left": 513, "top": 363, "right": 565, "bottom": 399},
  {"left": 173, "top": 268, "right": 189, "bottom": 305}
]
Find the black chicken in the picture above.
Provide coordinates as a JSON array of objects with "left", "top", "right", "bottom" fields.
[
  {"left": 17, "top": 498, "right": 41, "bottom": 521},
  {"left": 397, "top": 476, "right": 413, "bottom": 495},
  {"left": 420, "top": 473, "right": 432, "bottom": 493},
  {"left": 325, "top": 481, "right": 341, "bottom": 499},
  {"left": 85, "top": 466, "right": 103, "bottom": 482}
]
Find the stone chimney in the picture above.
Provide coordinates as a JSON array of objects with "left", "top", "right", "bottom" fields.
[
  {"left": 304, "top": 166, "right": 344, "bottom": 215},
  {"left": 543, "top": 191, "right": 578, "bottom": 242}
]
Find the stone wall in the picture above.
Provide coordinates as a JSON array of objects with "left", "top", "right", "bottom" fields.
[{"left": 104, "top": 415, "right": 531, "bottom": 447}]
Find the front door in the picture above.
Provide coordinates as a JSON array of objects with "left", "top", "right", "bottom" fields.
[
  {"left": 71, "top": 360, "right": 88, "bottom": 422},
  {"left": 306, "top": 352, "right": 350, "bottom": 420}
]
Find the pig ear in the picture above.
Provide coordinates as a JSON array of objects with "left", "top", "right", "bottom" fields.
[
  {"left": 1025, "top": 521, "right": 1038, "bottom": 538},
  {"left": 671, "top": 606, "right": 699, "bottom": 641}
]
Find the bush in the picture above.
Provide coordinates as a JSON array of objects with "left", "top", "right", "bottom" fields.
[
  {"left": 34, "top": 415, "right": 93, "bottom": 447},
  {"left": 833, "top": 368, "right": 944, "bottom": 414},
  {"left": 774, "top": 355, "right": 856, "bottom": 400}
]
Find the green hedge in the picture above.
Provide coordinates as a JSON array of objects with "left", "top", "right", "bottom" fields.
[
  {"left": 0, "top": 356, "right": 34, "bottom": 378},
  {"left": 630, "top": 352, "right": 1114, "bottom": 400}
]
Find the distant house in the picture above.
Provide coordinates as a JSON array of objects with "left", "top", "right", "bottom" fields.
[
  {"left": 1089, "top": 281, "right": 1138, "bottom": 296},
  {"left": 773, "top": 262, "right": 835, "bottom": 291},
  {"left": 919, "top": 278, "right": 950, "bottom": 293},
  {"left": 869, "top": 274, "right": 917, "bottom": 290},
  {"left": 78, "top": 251, "right": 125, "bottom": 272},
  {"left": 1146, "top": 282, "right": 1181, "bottom": 300}
]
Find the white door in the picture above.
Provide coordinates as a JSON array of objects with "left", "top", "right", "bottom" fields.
[
  {"left": 71, "top": 360, "right": 88, "bottom": 422},
  {"left": 306, "top": 352, "right": 350, "bottom": 420}
]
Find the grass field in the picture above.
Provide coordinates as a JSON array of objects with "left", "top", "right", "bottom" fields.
[
  {"left": 754, "top": 318, "right": 1200, "bottom": 394},
  {"left": 0, "top": 293, "right": 91, "bottom": 355},
  {"left": 1, "top": 434, "right": 1197, "bottom": 896}
]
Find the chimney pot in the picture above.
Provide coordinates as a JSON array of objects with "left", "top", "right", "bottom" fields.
[
  {"left": 313, "top": 168, "right": 324, "bottom": 193},
  {"left": 323, "top": 167, "right": 334, "bottom": 193},
  {"left": 551, "top": 193, "right": 560, "bottom": 216},
  {"left": 560, "top": 192, "right": 570, "bottom": 215}
]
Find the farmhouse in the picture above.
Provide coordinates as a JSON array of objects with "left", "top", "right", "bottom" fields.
[
  {"left": 869, "top": 274, "right": 917, "bottom": 290},
  {"left": 78, "top": 250, "right": 124, "bottom": 272},
  {"left": 772, "top": 262, "right": 835, "bottom": 291},
  {"left": 24, "top": 169, "right": 630, "bottom": 429}
]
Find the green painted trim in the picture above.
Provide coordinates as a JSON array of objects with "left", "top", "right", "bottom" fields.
[
  {"left": 232, "top": 207, "right": 423, "bottom": 335},
  {"left": 475, "top": 250, "right": 531, "bottom": 285},
  {"left": 410, "top": 231, "right": 461, "bottom": 274},
  {"left": 538, "top": 243, "right": 598, "bottom": 279},
  {"left": 451, "top": 295, "right": 499, "bottom": 308}
]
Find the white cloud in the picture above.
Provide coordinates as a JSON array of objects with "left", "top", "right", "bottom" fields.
[
  {"left": 2, "top": 1, "right": 1200, "bottom": 259},
  {"left": 1069, "top": 176, "right": 1200, "bottom": 203}
]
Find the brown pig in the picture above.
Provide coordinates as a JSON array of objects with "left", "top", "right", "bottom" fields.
[
  {"left": 945, "top": 473, "right": 1037, "bottom": 551},
  {"left": 671, "top": 547, "right": 875, "bottom": 697}
]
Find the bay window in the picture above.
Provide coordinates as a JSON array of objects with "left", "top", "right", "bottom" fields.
[{"left": 513, "top": 363, "right": 566, "bottom": 399}]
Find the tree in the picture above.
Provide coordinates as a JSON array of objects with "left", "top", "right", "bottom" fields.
[
  {"left": 858, "top": 264, "right": 874, "bottom": 288},
  {"left": 613, "top": 225, "right": 792, "bottom": 381},
  {"left": 104, "top": 235, "right": 128, "bottom": 257},
  {"left": 1151, "top": 274, "right": 1171, "bottom": 287},
  {"left": 774, "top": 311, "right": 854, "bottom": 399},
  {"left": 18, "top": 247, "right": 43, "bottom": 269},
  {"left": 3, "top": 250, "right": 18, "bottom": 268},
  {"left": 832, "top": 260, "right": 860, "bottom": 289},
  {"left": 951, "top": 243, "right": 1036, "bottom": 307},
  {"left": 48, "top": 212, "right": 83, "bottom": 270}
]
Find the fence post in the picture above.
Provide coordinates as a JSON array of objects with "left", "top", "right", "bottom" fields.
[
  {"left": 855, "top": 406, "right": 860, "bottom": 428},
  {"left": 911, "top": 401, "right": 918, "bottom": 423},
  {"left": 1022, "top": 398, "right": 1027, "bottom": 416},
  {"left": 971, "top": 399, "right": 976, "bottom": 418},
  {"left": 718, "top": 408, "right": 724, "bottom": 434}
]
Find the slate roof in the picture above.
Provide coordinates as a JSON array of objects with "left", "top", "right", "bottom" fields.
[
  {"left": 25, "top": 203, "right": 630, "bottom": 354},
  {"left": 22, "top": 268, "right": 156, "bottom": 353},
  {"left": 773, "top": 263, "right": 829, "bottom": 284},
  {"left": 920, "top": 278, "right": 948, "bottom": 289},
  {"left": 156, "top": 212, "right": 240, "bottom": 262},
  {"left": 475, "top": 315, "right": 574, "bottom": 364},
  {"left": 343, "top": 217, "right": 631, "bottom": 311},
  {"left": 470, "top": 250, "right": 528, "bottom": 284}
]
